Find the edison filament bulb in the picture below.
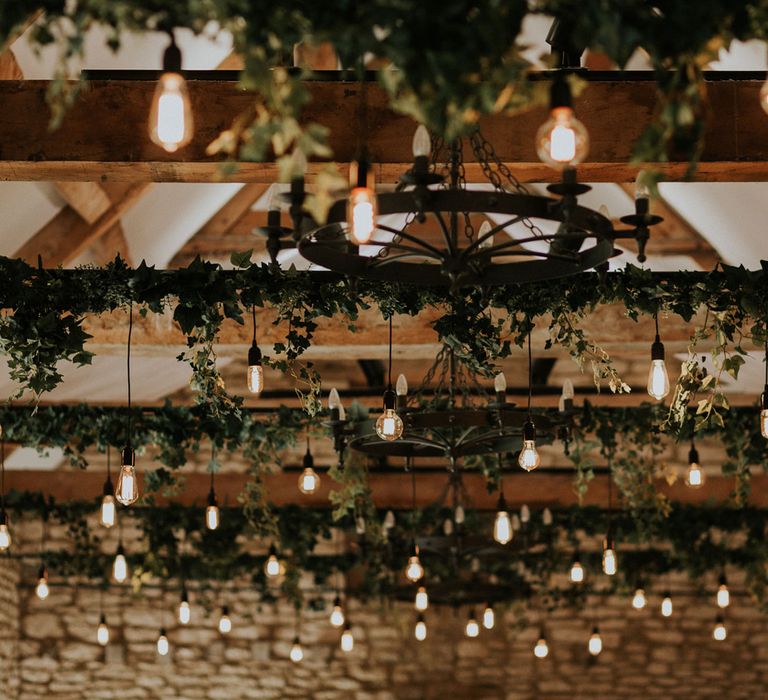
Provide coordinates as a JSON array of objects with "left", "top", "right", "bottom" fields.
[
  {"left": 347, "top": 159, "right": 377, "bottom": 245},
  {"left": 632, "top": 588, "right": 647, "bottom": 610},
  {"left": 330, "top": 596, "right": 345, "bottom": 627},
  {"left": 465, "top": 611, "right": 479, "bottom": 638},
  {"left": 717, "top": 575, "right": 730, "bottom": 608},
  {"left": 97, "top": 614, "right": 109, "bottom": 646},
  {"left": 113, "top": 545, "right": 128, "bottom": 583},
  {"left": 588, "top": 627, "right": 603, "bottom": 656},
  {"left": 115, "top": 447, "right": 139, "bottom": 506},
  {"left": 375, "top": 388, "right": 403, "bottom": 441},
  {"left": 414, "top": 586, "right": 428, "bottom": 612},
  {"left": 482, "top": 605, "right": 495, "bottom": 630},
  {"left": 340, "top": 623, "right": 354, "bottom": 652},
  {"left": 569, "top": 556, "right": 585, "bottom": 584},
  {"left": 36, "top": 565, "right": 49, "bottom": 600},
  {"left": 100, "top": 481, "right": 116, "bottom": 529},
  {"left": 205, "top": 491, "right": 220, "bottom": 531},
  {"left": 518, "top": 421, "right": 541, "bottom": 471},
  {"left": 178, "top": 589, "right": 191, "bottom": 625},
  {"left": 405, "top": 543, "right": 424, "bottom": 582},
  {"left": 713, "top": 616, "right": 727, "bottom": 641},
  {"left": 493, "top": 495, "right": 512, "bottom": 545},
  {"left": 149, "top": 36, "right": 192, "bottom": 153},
  {"left": 661, "top": 594, "right": 673, "bottom": 618},
  {"left": 602, "top": 537, "right": 617, "bottom": 576},
  {"left": 218, "top": 606, "right": 232, "bottom": 634},
  {"left": 298, "top": 448, "right": 320, "bottom": 495},
  {"left": 247, "top": 342, "right": 264, "bottom": 395},
  {"left": 534, "top": 636, "right": 549, "bottom": 659},
  {"left": 264, "top": 545, "right": 281, "bottom": 578},
  {"left": 685, "top": 446, "right": 705, "bottom": 489},
  {"left": 761, "top": 387, "right": 768, "bottom": 438},
  {"left": 414, "top": 614, "right": 427, "bottom": 641},
  {"left": 157, "top": 628, "right": 170, "bottom": 656},
  {"left": 0, "top": 510, "right": 11, "bottom": 551},
  {"left": 647, "top": 335, "right": 670, "bottom": 401},
  {"left": 290, "top": 636, "right": 304, "bottom": 662}
]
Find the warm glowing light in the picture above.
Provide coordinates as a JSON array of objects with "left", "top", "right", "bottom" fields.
[
  {"left": 570, "top": 559, "right": 585, "bottom": 584},
  {"left": 493, "top": 508, "right": 512, "bottom": 545},
  {"left": 206, "top": 503, "right": 220, "bottom": 531},
  {"left": 298, "top": 467, "right": 320, "bottom": 495},
  {"left": 35, "top": 565, "right": 49, "bottom": 600},
  {"left": 415, "top": 586, "right": 428, "bottom": 612},
  {"left": 265, "top": 547, "right": 281, "bottom": 578},
  {"left": 247, "top": 363, "right": 264, "bottom": 395},
  {"left": 518, "top": 440, "right": 541, "bottom": 472},
  {"left": 218, "top": 606, "right": 232, "bottom": 634},
  {"left": 602, "top": 540, "right": 617, "bottom": 576},
  {"left": 661, "top": 595, "right": 673, "bottom": 618},
  {"left": 113, "top": 547, "right": 128, "bottom": 584},
  {"left": 157, "top": 630, "right": 170, "bottom": 656},
  {"left": 542, "top": 508, "right": 553, "bottom": 526},
  {"left": 534, "top": 637, "right": 549, "bottom": 658},
  {"left": 412, "top": 125, "right": 431, "bottom": 158},
  {"left": 100, "top": 494, "right": 116, "bottom": 529},
  {"left": 761, "top": 408, "right": 768, "bottom": 438},
  {"left": 588, "top": 628, "right": 603, "bottom": 656},
  {"left": 455, "top": 505, "right": 466, "bottom": 525},
  {"left": 520, "top": 504, "right": 530, "bottom": 524},
  {"left": 330, "top": 598, "right": 345, "bottom": 628},
  {"left": 482, "top": 605, "right": 495, "bottom": 630},
  {"left": 494, "top": 372, "right": 507, "bottom": 394},
  {"left": 686, "top": 462, "right": 705, "bottom": 488},
  {"left": 290, "top": 637, "right": 304, "bottom": 662},
  {"left": 178, "top": 593, "right": 191, "bottom": 625},
  {"left": 713, "top": 617, "right": 727, "bottom": 641},
  {"left": 383, "top": 510, "right": 396, "bottom": 530},
  {"left": 348, "top": 187, "right": 377, "bottom": 244},
  {"left": 396, "top": 374, "right": 408, "bottom": 397},
  {"left": 717, "top": 579, "right": 730, "bottom": 609},
  {"left": 0, "top": 514, "right": 11, "bottom": 551},
  {"left": 97, "top": 614, "right": 109, "bottom": 646},
  {"left": 760, "top": 78, "right": 768, "bottom": 115},
  {"left": 115, "top": 448, "right": 138, "bottom": 506},
  {"left": 375, "top": 408, "right": 404, "bottom": 441},
  {"left": 536, "top": 107, "right": 588, "bottom": 169},
  {"left": 341, "top": 624, "right": 354, "bottom": 652},
  {"left": 414, "top": 615, "right": 427, "bottom": 641},
  {"left": 328, "top": 388, "right": 346, "bottom": 421},
  {"left": 465, "top": 612, "right": 479, "bottom": 638},
  {"left": 149, "top": 73, "right": 193, "bottom": 153},
  {"left": 405, "top": 554, "right": 424, "bottom": 583},
  {"left": 632, "top": 588, "right": 647, "bottom": 610},
  {"left": 647, "top": 359, "right": 670, "bottom": 401}
]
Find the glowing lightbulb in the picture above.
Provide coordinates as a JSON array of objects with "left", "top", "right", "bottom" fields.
[
  {"left": 569, "top": 557, "right": 585, "bottom": 584},
  {"left": 559, "top": 379, "right": 575, "bottom": 413},
  {"left": 100, "top": 481, "right": 116, "bottom": 529},
  {"left": 290, "top": 636, "right": 304, "bottom": 662},
  {"left": 264, "top": 545, "right": 281, "bottom": 578},
  {"left": 465, "top": 611, "right": 480, "bottom": 638},
  {"left": 647, "top": 333, "right": 670, "bottom": 400},
  {"left": 328, "top": 388, "right": 346, "bottom": 421},
  {"left": 405, "top": 543, "right": 424, "bottom": 582},
  {"left": 178, "top": 590, "right": 191, "bottom": 625},
  {"left": 602, "top": 538, "right": 617, "bottom": 576},
  {"left": 542, "top": 507, "right": 553, "bottom": 526},
  {"left": 494, "top": 372, "right": 507, "bottom": 395},
  {"left": 113, "top": 545, "right": 128, "bottom": 584},
  {"left": 97, "top": 614, "right": 109, "bottom": 646},
  {"left": 330, "top": 597, "right": 345, "bottom": 627},
  {"left": 588, "top": 627, "right": 603, "bottom": 656},
  {"left": 347, "top": 159, "right": 377, "bottom": 244},
  {"left": 375, "top": 408, "right": 404, "bottom": 441},
  {"left": 298, "top": 467, "right": 320, "bottom": 495},
  {"left": 205, "top": 492, "right": 220, "bottom": 531},
  {"left": 149, "top": 72, "right": 193, "bottom": 153},
  {"left": 713, "top": 617, "right": 727, "bottom": 641},
  {"left": 493, "top": 504, "right": 512, "bottom": 545},
  {"left": 340, "top": 623, "right": 354, "bottom": 652},
  {"left": 717, "top": 576, "right": 730, "bottom": 608},
  {"left": 412, "top": 125, "right": 431, "bottom": 158},
  {"left": 396, "top": 373, "right": 408, "bottom": 398},
  {"left": 115, "top": 447, "right": 138, "bottom": 506},
  {"left": 414, "top": 614, "right": 427, "bottom": 641},
  {"left": 518, "top": 421, "right": 540, "bottom": 471},
  {"left": 632, "top": 588, "right": 647, "bottom": 610},
  {"left": 686, "top": 459, "right": 705, "bottom": 489},
  {"left": 454, "top": 505, "right": 466, "bottom": 525},
  {"left": 157, "top": 629, "right": 169, "bottom": 656},
  {"left": 761, "top": 408, "right": 768, "bottom": 439},
  {"left": 536, "top": 107, "right": 589, "bottom": 169},
  {"left": 482, "top": 605, "right": 495, "bottom": 630},
  {"left": 661, "top": 594, "right": 673, "bottom": 618},
  {"left": 534, "top": 637, "right": 549, "bottom": 658},
  {"left": 247, "top": 343, "right": 264, "bottom": 395},
  {"left": 36, "top": 565, "right": 49, "bottom": 600},
  {"left": 520, "top": 504, "right": 531, "bottom": 524},
  {"left": 443, "top": 518, "right": 454, "bottom": 536},
  {"left": 415, "top": 586, "right": 428, "bottom": 612},
  {"left": 383, "top": 510, "right": 396, "bottom": 530},
  {"left": 0, "top": 511, "right": 11, "bottom": 551},
  {"left": 218, "top": 606, "right": 232, "bottom": 634}
]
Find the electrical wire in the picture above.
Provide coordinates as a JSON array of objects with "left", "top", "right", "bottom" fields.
[
  {"left": 127, "top": 300, "right": 133, "bottom": 447},
  {"left": 527, "top": 326, "right": 533, "bottom": 416}
]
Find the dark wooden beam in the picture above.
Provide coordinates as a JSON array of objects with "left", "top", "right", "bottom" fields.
[{"left": 0, "top": 76, "right": 765, "bottom": 183}]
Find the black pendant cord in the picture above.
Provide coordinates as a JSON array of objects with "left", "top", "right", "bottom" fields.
[
  {"left": 127, "top": 300, "right": 133, "bottom": 449},
  {"left": 409, "top": 457, "right": 416, "bottom": 542},
  {"left": 387, "top": 316, "right": 393, "bottom": 390},
  {"left": 210, "top": 443, "right": 216, "bottom": 493},
  {"left": 607, "top": 457, "right": 613, "bottom": 536},
  {"left": 527, "top": 327, "right": 533, "bottom": 417},
  {"left": 251, "top": 305, "right": 257, "bottom": 345},
  {"left": 654, "top": 311, "right": 660, "bottom": 339},
  {"left": 764, "top": 335, "right": 767, "bottom": 385},
  {"left": 106, "top": 444, "right": 111, "bottom": 482},
  {"left": 497, "top": 453, "right": 504, "bottom": 498},
  {"left": 0, "top": 438, "right": 5, "bottom": 513}
]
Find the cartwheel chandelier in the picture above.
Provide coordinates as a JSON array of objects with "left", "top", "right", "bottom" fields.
[{"left": 263, "top": 73, "right": 664, "bottom": 288}]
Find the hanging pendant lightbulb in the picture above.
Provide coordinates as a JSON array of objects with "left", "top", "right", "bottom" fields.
[
  {"left": 97, "top": 613, "right": 110, "bottom": 647},
  {"left": 632, "top": 587, "right": 647, "bottom": 610},
  {"left": 414, "top": 586, "right": 428, "bottom": 612},
  {"left": 149, "top": 32, "right": 193, "bottom": 153},
  {"left": 178, "top": 588, "right": 191, "bottom": 625},
  {"left": 465, "top": 610, "right": 480, "bottom": 638},
  {"left": 717, "top": 574, "right": 730, "bottom": 608},
  {"left": 405, "top": 542, "right": 424, "bottom": 582},
  {"left": 340, "top": 622, "right": 354, "bottom": 652},
  {"left": 414, "top": 613, "right": 427, "bottom": 641},
  {"left": 156, "top": 628, "right": 170, "bottom": 656},
  {"left": 298, "top": 439, "right": 320, "bottom": 495},
  {"left": 113, "top": 543, "right": 128, "bottom": 583},
  {"left": 588, "top": 626, "right": 603, "bottom": 656},
  {"left": 290, "top": 636, "right": 304, "bottom": 662},
  {"left": 602, "top": 536, "right": 617, "bottom": 576},
  {"left": 534, "top": 635, "right": 549, "bottom": 658},
  {"left": 493, "top": 480, "right": 512, "bottom": 545},
  {"left": 206, "top": 472, "right": 220, "bottom": 531},
  {"left": 713, "top": 616, "right": 727, "bottom": 641},
  {"left": 685, "top": 441, "right": 705, "bottom": 489},
  {"left": 569, "top": 553, "right": 585, "bottom": 584},
  {"left": 536, "top": 73, "right": 589, "bottom": 169},
  {"left": 347, "top": 156, "right": 377, "bottom": 245},
  {"left": 330, "top": 595, "right": 345, "bottom": 627},
  {"left": 115, "top": 447, "right": 138, "bottom": 506},
  {"left": 482, "top": 604, "right": 495, "bottom": 630},
  {"left": 247, "top": 306, "right": 264, "bottom": 395},
  {"left": 35, "top": 564, "right": 49, "bottom": 600},
  {"left": 375, "top": 317, "right": 404, "bottom": 441},
  {"left": 661, "top": 593, "right": 673, "bottom": 617},
  {"left": 100, "top": 447, "right": 116, "bottom": 528},
  {"left": 218, "top": 605, "right": 232, "bottom": 634},
  {"left": 264, "top": 544, "right": 281, "bottom": 578},
  {"left": 0, "top": 441, "right": 9, "bottom": 552},
  {"left": 647, "top": 314, "right": 670, "bottom": 401},
  {"left": 518, "top": 420, "right": 541, "bottom": 472}
]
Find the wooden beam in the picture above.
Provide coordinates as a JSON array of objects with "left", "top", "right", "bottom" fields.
[
  {"left": 4, "top": 469, "right": 761, "bottom": 508},
  {"left": 169, "top": 183, "right": 271, "bottom": 267},
  {"left": 53, "top": 182, "right": 113, "bottom": 223},
  {"left": 87, "top": 222, "right": 134, "bottom": 266},
  {"left": 0, "top": 78, "right": 765, "bottom": 183}
]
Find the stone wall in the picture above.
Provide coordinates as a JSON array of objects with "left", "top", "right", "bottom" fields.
[{"left": 0, "top": 559, "right": 20, "bottom": 699}]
